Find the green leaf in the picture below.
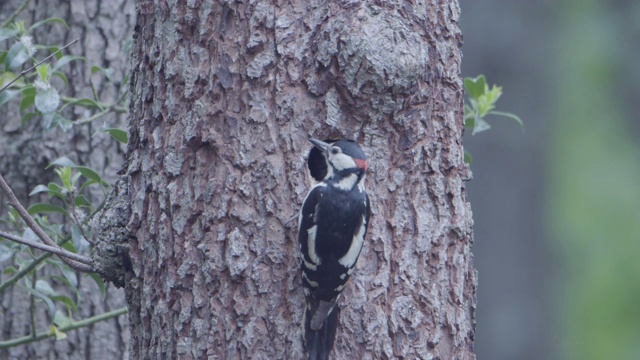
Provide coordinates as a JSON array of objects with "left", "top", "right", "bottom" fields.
[
  {"left": 101, "top": 128, "right": 128, "bottom": 144},
  {"left": 22, "top": 228, "right": 40, "bottom": 242},
  {"left": 89, "top": 273, "right": 106, "bottom": 297},
  {"left": 73, "top": 194, "right": 91, "bottom": 208},
  {"left": 464, "top": 75, "right": 486, "bottom": 100},
  {"left": 57, "top": 116, "right": 73, "bottom": 132},
  {"left": 56, "top": 261, "right": 79, "bottom": 288},
  {"left": 465, "top": 115, "right": 475, "bottom": 130},
  {"left": 91, "top": 65, "right": 113, "bottom": 81},
  {"left": 52, "top": 71, "right": 69, "bottom": 87},
  {"left": 25, "top": 286, "right": 56, "bottom": 318},
  {"left": 51, "top": 294, "right": 78, "bottom": 313},
  {"left": 78, "top": 179, "right": 98, "bottom": 192},
  {"left": 489, "top": 110, "right": 524, "bottom": 128},
  {"left": 55, "top": 166, "right": 73, "bottom": 190},
  {"left": 36, "top": 63, "right": 50, "bottom": 82},
  {"left": 472, "top": 117, "right": 491, "bottom": 135},
  {"left": 0, "top": 27, "right": 19, "bottom": 42},
  {"left": 60, "top": 241, "right": 78, "bottom": 254},
  {"left": 76, "top": 166, "right": 109, "bottom": 186},
  {"left": 42, "top": 113, "right": 55, "bottom": 129},
  {"left": 48, "top": 182, "right": 66, "bottom": 198},
  {"left": 35, "top": 88, "right": 60, "bottom": 113},
  {"left": 19, "top": 93, "right": 35, "bottom": 112},
  {"left": 2, "top": 265, "right": 17, "bottom": 275},
  {"left": 464, "top": 151, "right": 472, "bottom": 164},
  {"left": 50, "top": 325, "right": 68, "bottom": 340},
  {"left": 27, "top": 18, "right": 69, "bottom": 33},
  {"left": 27, "top": 203, "right": 69, "bottom": 217},
  {"left": 65, "top": 97, "right": 103, "bottom": 110},
  {"left": 48, "top": 156, "right": 77, "bottom": 168},
  {"left": 5, "top": 41, "right": 31, "bottom": 70},
  {"left": 0, "top": 71, "right": 21, "bottom": 88},
  {"left": 21, "top": 112, "right": 36, "bottom": 125},
  {"left": 53, "top": 310, "right": 73, "bottom": 328},
  {"left": 53, "top": 55, "right": 85, "bottom": 71},
  {"left": 29, "top": 184, "right": 51, "bottom": 196},
  {"left": 71, "top": 224, "right": 89, "bottom": 253},
  {"left": 49, "top": 275, "right": 79, "bottom": 300},
  {"left": 35, "top": 279, "right": 57, "bottom": 296},
  {"left": 0, "top": 89, "right": 21, "bottom": 107}
]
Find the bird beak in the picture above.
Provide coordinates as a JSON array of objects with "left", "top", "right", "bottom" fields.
[{"left": 309, "top": 138, "right": 330, "bottom": 155}]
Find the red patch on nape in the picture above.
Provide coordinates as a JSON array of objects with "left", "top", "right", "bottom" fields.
[{"left": 354, "top": 158, "right": 368, "bottom": 171}]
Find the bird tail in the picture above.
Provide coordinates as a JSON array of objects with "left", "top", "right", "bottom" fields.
[{"left": 303, "top": 303, "right": 340, "bottom": 360}]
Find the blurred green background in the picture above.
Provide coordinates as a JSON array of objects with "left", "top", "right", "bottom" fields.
[{"left": 461, "top": 0, "right": 640, "bottom": 359}]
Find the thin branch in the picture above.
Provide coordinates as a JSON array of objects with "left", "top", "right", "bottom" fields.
[
  {"left": 73, "top": 91, "right": 129, "bottom": 126},
  {"left": 0, "top": 251, "right": 52, "bottom": 294},
  {"left": 29, "top": 272, "right": 37, "bottom": 339},
  {"left": 0, "top": 230, "right": 92, "bottom": 265},
  {"left": 0, "top": 307, "right": 128, "bottom": 349},
  {"left": 69, "top": 197, "right": 95, "bottom": 246},
  {"left": 0, "top": 172, "right": 94, "bottom": 272},
  {"left": 0, "top": 0, "right": 31, "bottom": 28},
  {"left": 0, "top": 38, "right": 79, "bottom": 94}
]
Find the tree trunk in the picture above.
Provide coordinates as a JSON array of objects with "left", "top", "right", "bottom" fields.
[
  {"left": 0, "top": 1, "right": 132, "bottom": 358},
  {"left": 96, "top": 0, "right": 476, "bottom": 358}
]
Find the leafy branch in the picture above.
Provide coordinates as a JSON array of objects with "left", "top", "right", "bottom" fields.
[
  {"left": 0, "top": 307, "right": 128, "bottom": 349},
  {"left": 0, "top": 172, "right": 94, "bottom": 272},
  {"left": 0, "top": 38, "right": 78, "bottom": 93},
  {"left": 463, "top": 74, "right": 523, "bottom": 163},
  {"left": 0, "top": 15, "right": 130, "bottom": 350}
]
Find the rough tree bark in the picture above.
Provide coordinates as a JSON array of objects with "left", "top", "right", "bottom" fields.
[
  {"left": 0, "top": 1, "right": 132, "bottom": 358},
  {"left": 95, "top": 0, "right": 476, "bottom": 359}
]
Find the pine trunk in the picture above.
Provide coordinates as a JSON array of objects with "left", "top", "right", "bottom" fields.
[{"left": 96, "top": 0, "right": 476, "bottom": 358}]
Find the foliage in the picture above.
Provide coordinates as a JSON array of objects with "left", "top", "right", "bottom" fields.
[
  {"left": 0, "top": 18, "right": 128, "bottom": 136},
  {"left": 0, "top": 158, "right": 112, "bottom": 346},
  {"left": 0, "top": 17, "right": 128, "bottom": 348},
  {"left": 463, "top": 75, "right": 523, "bottom": 163}
]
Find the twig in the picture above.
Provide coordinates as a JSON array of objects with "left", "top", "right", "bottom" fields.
[
  {"left": 0, "top": 172, "right": 94, "bottom": 272},
  {"left": 0, "top": 0, "right": 32, "bottom": 28},
  {"left": 0, "top": 38, "right": 79, "bottom": 94},
  {"left": 73, "top": 91, "right": 129, "bottom": 126},
  {"left": 29, "top": 272, "right": 37, "bottom": 339},
  {"left": 0, "top": 230, "right": 92, "bottom": 265},
  {"left": 0, "top": 251, "right": 52, "bottom": 294},
  {"left": 0, "top": 307, "right": 128, "bottom": 349}
]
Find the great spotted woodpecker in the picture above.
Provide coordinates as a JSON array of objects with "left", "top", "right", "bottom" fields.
[{"left": 298, "top": 138, "right": 370, "bottom": 360}]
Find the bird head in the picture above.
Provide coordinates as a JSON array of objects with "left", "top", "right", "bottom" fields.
[{"left": 308, "top": 138, "right": 368, "bottom": 180}]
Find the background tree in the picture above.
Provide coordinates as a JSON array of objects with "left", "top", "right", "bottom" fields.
[
  {"left": 0, "top": 0, "right": 132, "bottom": 358},
  {"left": 94, "top": 0, "right": 476, "bottom": 358}
]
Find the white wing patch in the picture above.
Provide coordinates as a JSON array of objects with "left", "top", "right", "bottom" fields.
[
  {"left": 302, "top": 272, "right": 319, "bottom": 288},
  {"left": 303, "top": 258, "right": 317, "bottom": 271},
  {"left": 307, "top": 225, "right": 322, "bottom": 265},
  {"left": 338, "top": 214, "right": 367, "bottom": 268}
]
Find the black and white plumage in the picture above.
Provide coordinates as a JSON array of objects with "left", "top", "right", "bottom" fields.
[{"left": 299, "top": 138, "right": 370, "bottom": 360}]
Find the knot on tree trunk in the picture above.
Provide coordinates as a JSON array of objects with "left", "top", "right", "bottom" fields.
[{"left": 92, "top": 175, "right": 135, "bottom": 287}]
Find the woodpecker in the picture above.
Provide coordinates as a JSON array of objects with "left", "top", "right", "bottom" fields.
[{"left": 298, "top": 138, "right": 370, "bottom": 360}]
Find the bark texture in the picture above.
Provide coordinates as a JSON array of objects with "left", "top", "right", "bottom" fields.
[
  {"left": 96, "top": 0, "right": 475, "bottom": 358},
  {"left": 0, "top": 0, "right": 132, "bottom": 358}
]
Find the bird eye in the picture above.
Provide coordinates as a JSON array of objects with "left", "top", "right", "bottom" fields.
[{"left": 331, "top": 147, "right": 341, "bottom": 155}]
